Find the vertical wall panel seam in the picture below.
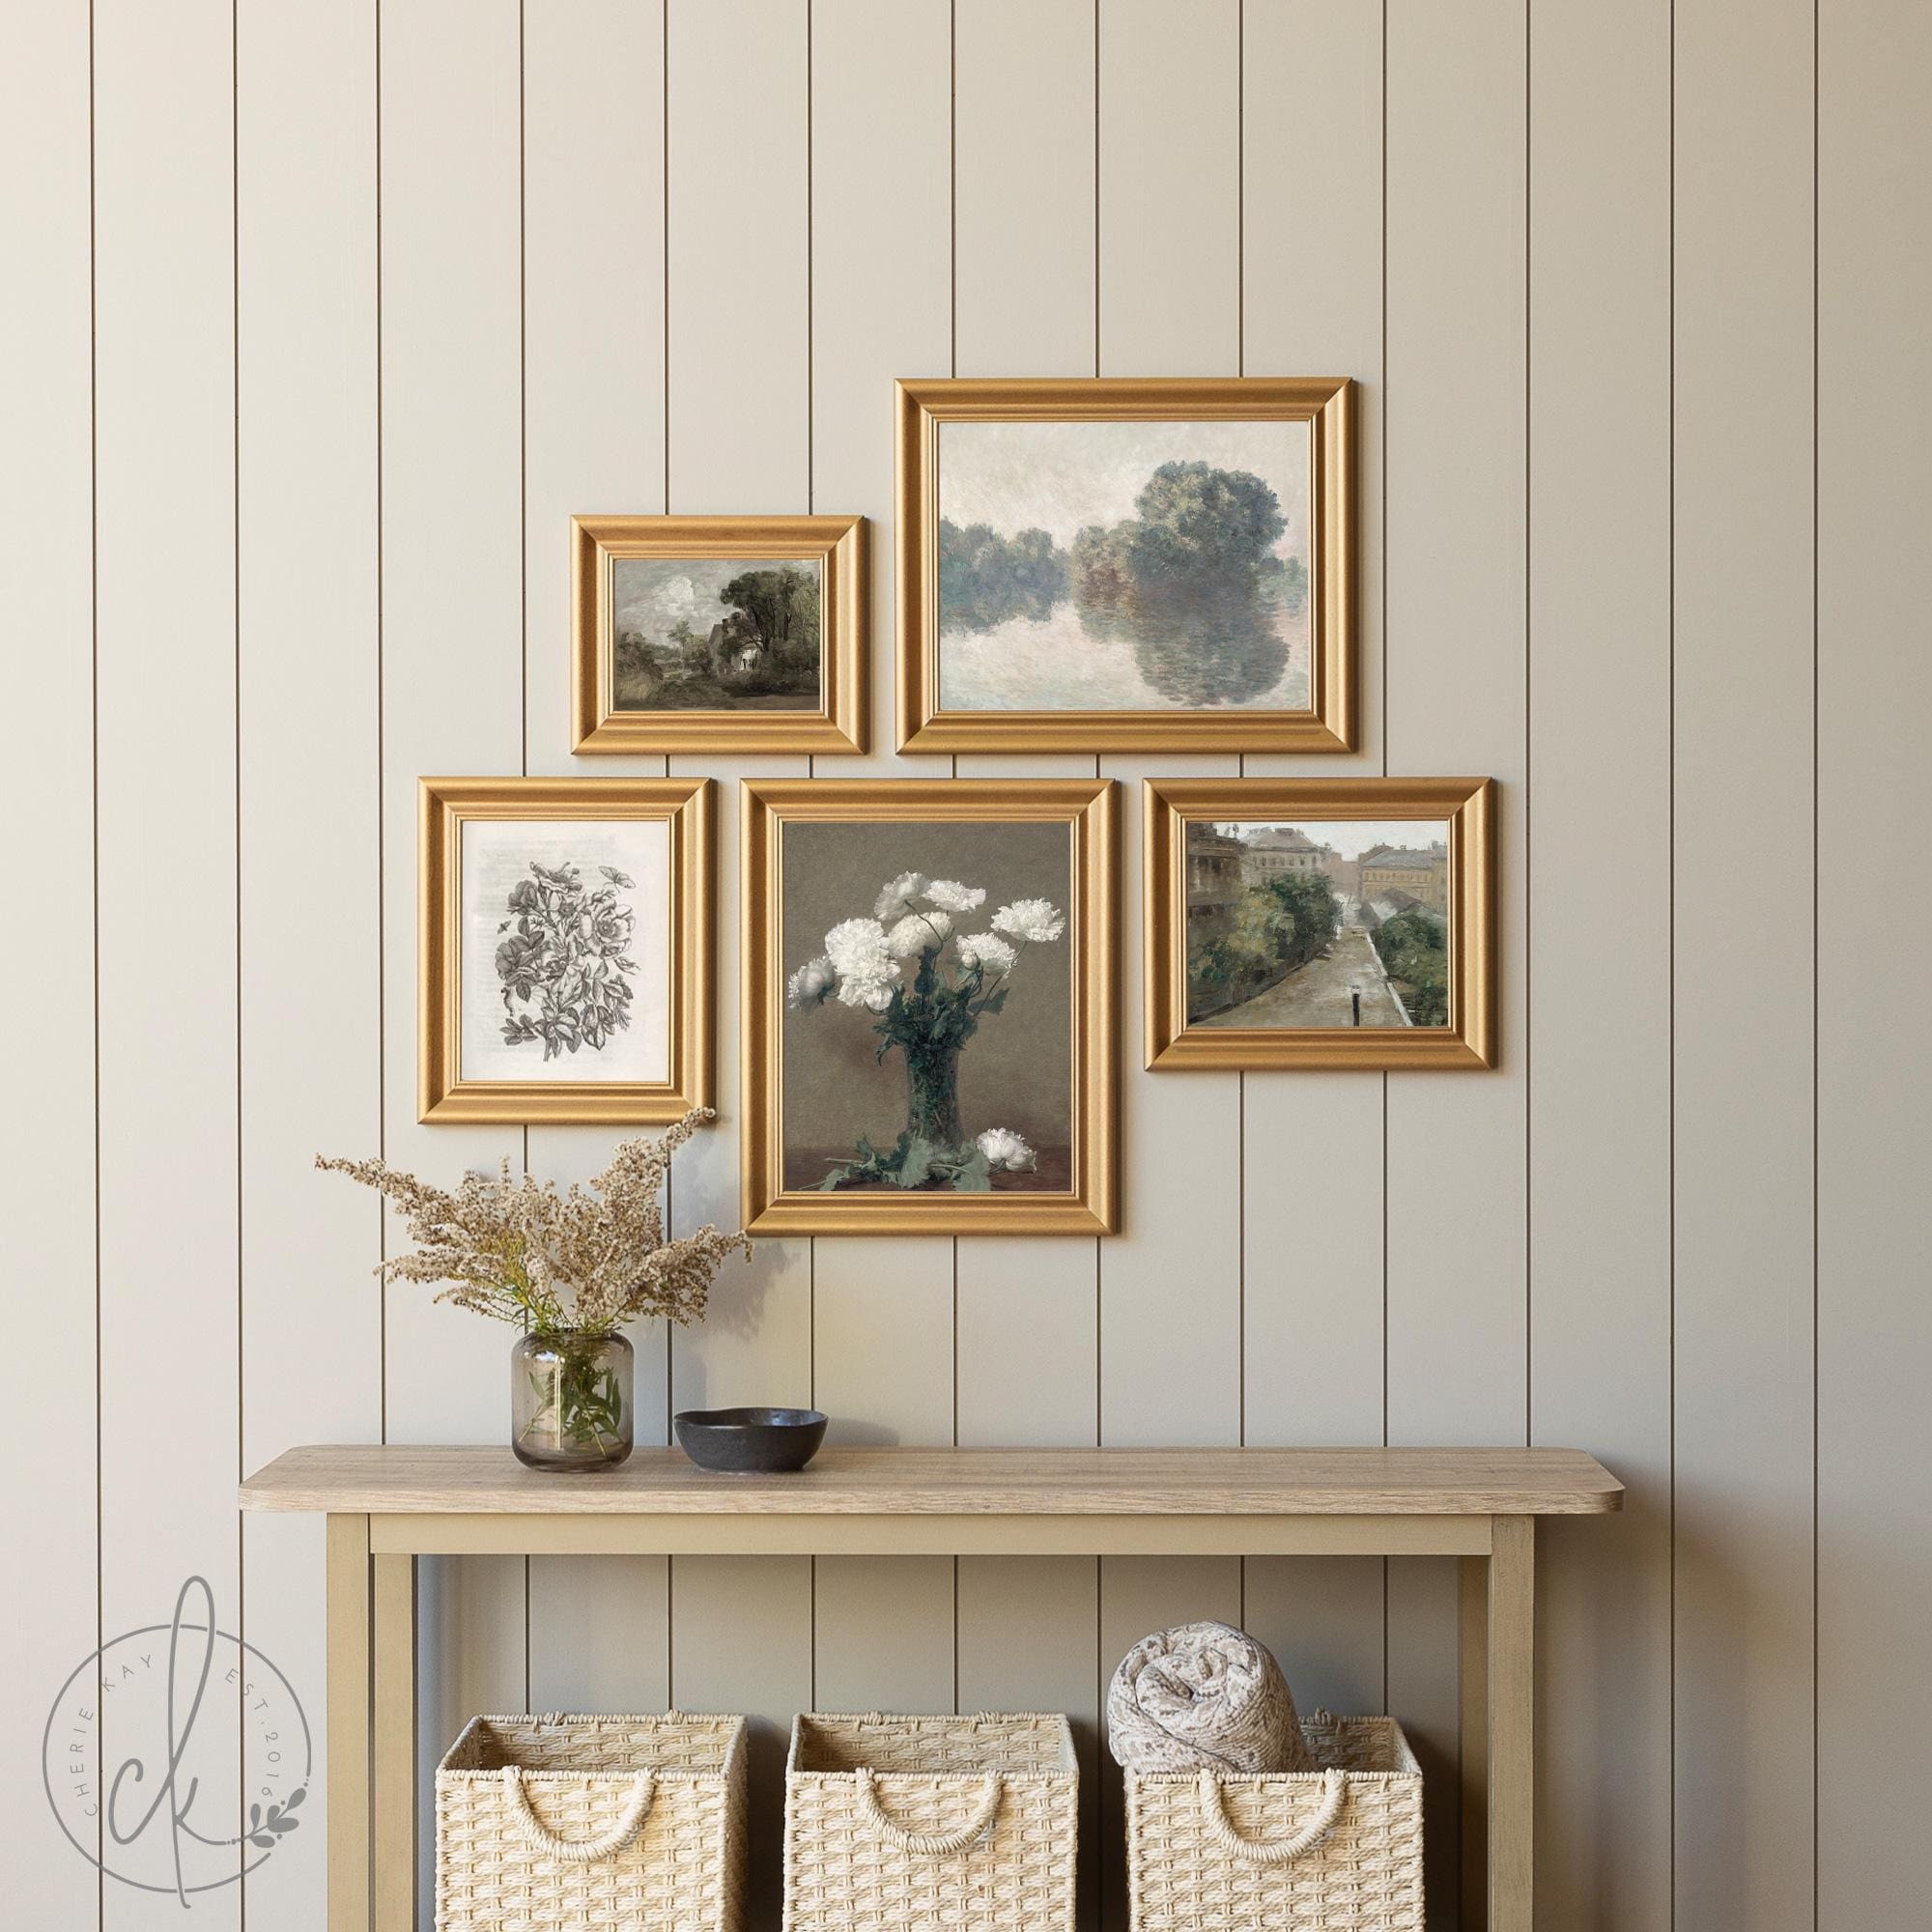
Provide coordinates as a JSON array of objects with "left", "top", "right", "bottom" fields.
[
  {"left": 517, "top": 0, "right": 532, "bottom": 1711},
  {"left": 1520, "top": 0, "right": 1532, "bottom": 1455},
  {"left": 231, "top": 0, "right": 246, "bottom": 1909},
  {"left": 375, "top": 0, "right": 389, "bottom": 1442},
  {"left": 1665, "top": 1, "right": 1678, "bottom": 1918},
  {"left": 1808, "top": 2, "right": 1821, "bottom": 1922},
  {"left": 87, "top": 0, "right": 104, "bottom": 1914},
  {"left": 1376, "top": 0, "right": 1391, "bottom": 1723}
]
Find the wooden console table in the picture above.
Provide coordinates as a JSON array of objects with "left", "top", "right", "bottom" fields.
[{"left": 240, "top": 1443, "right": 1622, "bottom": 1932}]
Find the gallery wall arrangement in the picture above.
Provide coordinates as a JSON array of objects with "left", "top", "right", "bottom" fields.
[{"left": 8, "top": 3, "right": 1922, "bottom": 1931}]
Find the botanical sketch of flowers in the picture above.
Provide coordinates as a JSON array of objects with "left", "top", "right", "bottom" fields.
[{"left": 496, "top": 862, "right": 638, "bottom": 1061}]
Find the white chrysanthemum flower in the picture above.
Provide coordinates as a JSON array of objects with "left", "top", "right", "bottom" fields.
[
  {"left": 825, "top": 916, "right": 893, "bottom": 986},
  {"left": 955, "top": 931, "right": 1017, "bottom": 978},
  {"left": 925, "top": 879, "right": 986, "bottom": 913},
  {"left": 786, "top": 955, "right": 836, "bottom": 1009},
  {"left": 887, "top": 909, "right": 952, "bottom": 957},
  {"left": 851, "top": 980, "right": 896, "bottom": 1012},
  {"left": 991, "top": 897, "right": 1066, "bottom": 944},
  {"left": 873, "top": 871, "right": 929, "bottom": 921},
  {"left": 976, "top": 1127, "right": 1037, "bottom": 1171}
]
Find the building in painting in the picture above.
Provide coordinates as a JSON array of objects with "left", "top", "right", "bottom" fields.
[
  {"left": 1238, "top": 824, "right": 1337, "bottom": 890},
  {"left": 1186, "top": 829, "right": 1246, "bottom": 942},
  {"left": 1357, "top": 841, "right": 1448, "bottom": 913}
]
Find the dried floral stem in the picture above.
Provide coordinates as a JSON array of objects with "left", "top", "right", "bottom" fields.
[{"left": 316, "top": 1107, "right": 750, "bottom": 1337}]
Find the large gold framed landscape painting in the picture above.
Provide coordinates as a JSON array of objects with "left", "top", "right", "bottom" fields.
[
  {"left": 1146, "top": 778, "right": 1496, "bottom": 1070},
  {"left": 742, "top": 779, "right": 1118, "bottom": 1235},
  {"left": 419, "top": 777, "right": 713, "bottom": 1122},
  {"left": 895, "top": 378, "right": 1355, "bottom": 753}
]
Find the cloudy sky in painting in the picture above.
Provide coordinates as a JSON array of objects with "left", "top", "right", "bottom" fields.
[
  {"left": 936, "top": 418, "right": 1311, "bottom": 555},
  {"left": 1210, "top": 820, "right": 1451, "bottom": 860},
  {"left": 612, "top": 555, "right": 818, "bottom": 638}
]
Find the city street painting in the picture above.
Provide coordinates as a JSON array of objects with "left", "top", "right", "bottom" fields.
[
  {"left": 895, "top": 380, "right": 1357, "bottom": 753},
  {"left": 1185, "top": 820, "right": 1451, "bottom": 1029},
  {"left": 936, "top": 418, "right": 1313, "bottom": 713},
  {"left": 1143, "top": 779, "right": 1498, "bottom": 1071}
]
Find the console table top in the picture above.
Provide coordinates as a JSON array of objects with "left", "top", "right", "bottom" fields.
[{"left": 241, "top": 1442, "right": 1622, "bottom": 1517}]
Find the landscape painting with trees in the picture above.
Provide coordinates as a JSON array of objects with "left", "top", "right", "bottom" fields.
[
  {"left": 611, "top": 555, "right": 821, "bottom": 712},
  {"left": 1185, "top": 818, "right": 1452, "bottom": 1030},
  {"left": 934, "top": 418, "right": 1312, "bottom": 712}
]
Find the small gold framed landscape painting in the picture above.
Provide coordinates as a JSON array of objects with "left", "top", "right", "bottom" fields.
[
  {"left": 1145, "top": 777, "right": 1496, "bottom": 1070},
  {"left": 742, "top": 778, "right": 1118, "bottom": 1236},
  {"left": 419, "top": 777, "right": 713, "bottom": 1122},
  {"left": 895, "top": 376, "right": 1354, "bottom": 753},
  {"left": 571, "top": 514, "right": 867, "bottom": 754}
]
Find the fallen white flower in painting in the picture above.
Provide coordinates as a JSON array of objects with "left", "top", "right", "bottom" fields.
[
  {"left": 991, "top": 897, "right": 1066, "bottom": 944},
  {"left": 787, "top": 955, "right": 836, "bottom": 1009},
  {"left": 925, "top": 878, "right": 986, "bottom": 913},
  {"left": 954, "top": 931, "right": 1017, "bottom": 978},
  {"left": 886, "top": 909, "right": 952, "bottom": 957},
  {"left": 976, "top": 1127, "right": 1037, "bottom": 1172},
  {"left": 873, "top": 871, "right": 929, "bottom": 921}
]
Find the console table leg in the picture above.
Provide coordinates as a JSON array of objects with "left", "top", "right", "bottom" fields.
[
  {"left": 326, "top": 1514, "right": 372, "bottom": 1932},
  {"left": 1485, "top": 1515, "right": 1535, "bottom": 1932},
  {"left": 1459, "top": 1549, "right": 1491, "bottom": 1930},
  {"left": 374, "top": 1552, "right": 417, "bottom": 1929}
]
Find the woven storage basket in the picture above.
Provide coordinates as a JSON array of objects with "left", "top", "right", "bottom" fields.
[
  {"left": 1126, "top": 1711, "right": 1424, "bottom": 1932},
  {"left": 436, "top": 1712, "right": 746, "bottom": 1932},
  {"left": 781, "top": 1711, "right": 1078, "bottom": 1932}
]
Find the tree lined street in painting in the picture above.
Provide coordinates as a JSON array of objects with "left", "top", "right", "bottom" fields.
[
  {"left": 1186, "top": 819, "right": 1452, "bottom": 1030},
  {"left": 1198, "top": 915, "right": 1404, "bottom": 1028}
]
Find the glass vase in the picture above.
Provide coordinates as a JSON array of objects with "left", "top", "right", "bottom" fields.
[
  {"left": 903, "top": 1037, "right": 965, "bottom": 1149},
  {"left": 511, "top": 1329, "right": 634, "bottom": 1471}
]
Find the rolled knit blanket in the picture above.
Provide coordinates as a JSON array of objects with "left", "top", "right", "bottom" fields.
[{"left": 1106, "top": 1619, "right": 1315, "bottom": 1775}]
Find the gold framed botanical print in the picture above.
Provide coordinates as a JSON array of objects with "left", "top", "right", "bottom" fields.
[
  {"left": 1145, "top": 777, "right": 1496, "bottom": 1070},
  {"left": 571, "top": 514, "right": 867, "bottom": 754},
  {"left": 895, "top": 376, "right": 1355, "bottom": 753},
  {"left": 419, "top": 776, "right": 713, "bottom": 1122},
  {"left": 741, "top": 778, "right": 1118, "bottom": 1236}
]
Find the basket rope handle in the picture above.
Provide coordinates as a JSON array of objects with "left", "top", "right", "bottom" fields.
[
  {"left": 1196, "top": 1768, "right": 1347, "bottom": 1865},
  {"left": 500, "top": 1767, "right": 656, "bottom": 1862},
  {"left": 852, "top": 1766, "right": 1004, "bottom": 1856}
]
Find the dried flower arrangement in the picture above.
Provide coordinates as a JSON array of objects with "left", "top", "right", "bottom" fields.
[
  {"left": 318, "top": 1109, "right": 749, "bottom": 1468},
  {"left": 315, "top": 1107, "right": 748, "bottom": 1338}
]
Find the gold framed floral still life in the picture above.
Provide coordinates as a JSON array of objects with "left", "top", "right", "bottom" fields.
[
  {"left": 571, "top": 513, "right": 868, "bottom": 754},
  {"left": 742, "top": 778, "right": 1118, "bottom": 1236},
  {"left": 894, "top": 376, "right": 1355, "bottom": 754},
  {"left": 1145, "top": 777, "right": 1496, "bottom": 1070},
  {"left": 419, "top": 776, "right": 714, "bottom": 1122}
]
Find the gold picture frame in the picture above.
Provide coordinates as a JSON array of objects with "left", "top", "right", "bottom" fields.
[
  {"left": 742, "top": 778, "right": 1119, "bottom": 1236},
  {"left": 571, "top": 514, "right": 868, "bottom": 754},
  {"left": 420, "top": 776, "right": 714, "bottom": 1122},
  {"left": 895, "top": 377, "right": 1355, "bottom": 753},
  {"left": 1145, "top": 777, "right": 1496, "bottom": 1070}
]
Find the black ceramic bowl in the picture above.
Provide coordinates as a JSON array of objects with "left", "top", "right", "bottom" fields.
[{"left": 673, "top": 1406, "right": 828, "bottom": 1474}]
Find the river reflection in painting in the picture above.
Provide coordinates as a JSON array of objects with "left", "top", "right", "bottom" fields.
[{"left": 935, "top": 417, "right": 1313, "bottom": 713}]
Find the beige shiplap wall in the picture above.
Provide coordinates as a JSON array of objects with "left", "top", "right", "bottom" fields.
[{"left": 2, "top": 2, "right": 1924, "bottom": 1927}]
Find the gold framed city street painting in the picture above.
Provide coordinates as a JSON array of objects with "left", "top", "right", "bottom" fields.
[
  {"left": 572, "top": 514, "right": 867, "bottom": 754},
  {"left": 895, "top": 377, "right": 1355, "bottom": 753},
  {"left": 1146, "top": 778, "right": 1496, "bottom": 1070},
  {"left": 742, "top": 779, "right": 1118, "bottom": 1236},
  {"left": 419, "top": 777, "right": 713, "bottom": 1122}
]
